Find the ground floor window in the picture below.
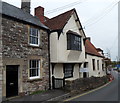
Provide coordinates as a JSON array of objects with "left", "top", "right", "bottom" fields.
[
  {"left": 29, "top": 60, "right": 40, "bottom": 79},
  {"left": 102, "top": 64, "right": 104, "bottom": 71},
  {"left": 64, "top": 64, "right": 74, "bottom": 78},
  {"left": 84, "top": 62, "right": 88, "bottom": 68}
]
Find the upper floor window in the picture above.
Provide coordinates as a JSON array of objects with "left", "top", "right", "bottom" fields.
[
  {"left": 67, "top": 33, "right": 82, "bottom": 51},
  {"left": 29, "top": 28, "right": 40, "bottom": 46}
]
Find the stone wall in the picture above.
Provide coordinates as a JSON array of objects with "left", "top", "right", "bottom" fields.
[
  {"left": 1, "top": 16, "right": 49, "bottom": 96},
  {"left": 65, "top": 76, "right": 109, "bottom": 92},
  {"left": 0, "top": 15, "right": 3, "bottom": 102}
]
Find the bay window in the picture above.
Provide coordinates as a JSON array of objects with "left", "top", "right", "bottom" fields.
[{"left": 67, "top": 33, "right": 82, "bottom": 51}]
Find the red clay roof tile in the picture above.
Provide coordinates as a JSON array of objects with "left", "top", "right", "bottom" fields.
[
  {"left": 85, "top": 39, "right": 103, "bottom": 57},
  {"left": 44, "top": 9, "right": 75, "bottom": 30}
]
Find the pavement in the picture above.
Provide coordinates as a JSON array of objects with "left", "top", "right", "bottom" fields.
[{"left": 7, "top": 89, "right": 69, "bottom": 102}]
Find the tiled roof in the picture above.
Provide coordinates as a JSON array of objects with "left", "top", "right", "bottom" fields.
[
  {"left": 44, "top": 9, "right": 75, "bottom": 30},
  {"left": 85, "top": 39, "right": 103, "bottom": 57},
  {"left": 96, "top": 48, "right": 103, "bottom": 52},
  {"left": 1, "top": 1, "right": 48, "bottom": 29}
]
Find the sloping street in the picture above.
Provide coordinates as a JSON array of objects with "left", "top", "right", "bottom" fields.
[{"left": 65, "top": 70, "right": 119, "bottom": 102}]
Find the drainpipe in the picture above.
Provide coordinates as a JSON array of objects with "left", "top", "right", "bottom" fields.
[{"left": 48, "top": 30, "right": 51, "bottom": 90}]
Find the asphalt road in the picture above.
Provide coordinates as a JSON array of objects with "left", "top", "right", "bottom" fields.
[{"left": 66, "top": 70, "right": 119, "bottom": 102}]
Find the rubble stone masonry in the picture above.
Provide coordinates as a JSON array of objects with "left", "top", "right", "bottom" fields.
[
  {"left": 1, "top": 16, "right": 49, "bottom": 97},
  {"left": 0, "top": 15, "right": 3, "bottom": 102}
]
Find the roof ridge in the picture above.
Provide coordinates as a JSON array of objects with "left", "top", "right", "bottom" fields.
[
  {"left": 44, "top": 8, "right": 76, "bottom": 30},
  {"left": 2, "top": 1, "right": 34, "bottom": 18},
  {"left": 88, "top": 40, "right": 98, "bottom": 52},
  {"left": 1, "top": 1, "right": 48, "bottom": 29},
  {"left": 48, "top": 8, "right": 75, "bottom": 20}
]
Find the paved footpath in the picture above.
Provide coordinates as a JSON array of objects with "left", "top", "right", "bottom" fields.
[{"left": 8, "top": 89, "right": 68, "bottom": 102}]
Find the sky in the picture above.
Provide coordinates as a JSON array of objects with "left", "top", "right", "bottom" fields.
[{"left": 2, "top": 0, "right": 119, "bottom": 61}]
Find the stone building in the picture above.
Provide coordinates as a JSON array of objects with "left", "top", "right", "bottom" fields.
[{"left": 0, "top": 0, "right": 49, "bottom": 101}]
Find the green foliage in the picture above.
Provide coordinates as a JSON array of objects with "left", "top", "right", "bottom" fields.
[{"left": 30, "top": 90, "right": 45, "bottom": 95}]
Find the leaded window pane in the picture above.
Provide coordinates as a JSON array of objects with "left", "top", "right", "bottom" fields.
[
  {"left": 64, "top": 64, "right": 73, "bottom": 78},
  {"left": 67, "top": 33, "right": 82, "bottom": 51}
]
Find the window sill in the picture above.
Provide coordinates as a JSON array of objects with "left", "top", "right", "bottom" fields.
[
  {"left": 27, "top": 78, "right": 43, "bottom": 82},
  {"left": 64, "top": 76, "right": 73, "bottom": 79},
  {"left": 28, "top": 44, "right": 42, "bottom": 49}
]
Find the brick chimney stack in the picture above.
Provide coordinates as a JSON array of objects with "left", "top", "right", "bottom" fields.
[
  {"left": 86, "top": 37, "right": 91, "bottom": 42},
  {"left": 35, "top": 6, "right": 45, "bottom": 24},
  {"left": 21, "top": 0, "right": 31, "bottom": 13}
]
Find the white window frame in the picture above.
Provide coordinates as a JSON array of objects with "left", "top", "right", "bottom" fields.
[
  {"left": 29, "top": 60, "right": 40, "bottom": 80},
  {"left": 29, "top": 28, "right": 40, "bottom": 47}
]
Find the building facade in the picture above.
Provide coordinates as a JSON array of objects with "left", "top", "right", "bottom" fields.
[
  {"left": 0, "top": 1, "right": 108, "bottom": 101},
  {"left": 0, "top": 1, "right": 49, "bottom": 100},
  {"left": 83, "top": 39, "right": 106, "bottom": 78},
  {"left": 35, "top": 7, "right": 86, "bottom": 88},
  {"left": 35, "top": 6, "right": 107, "bottom": 89}
]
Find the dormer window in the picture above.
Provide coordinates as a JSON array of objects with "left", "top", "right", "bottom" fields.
[
  {"left": 67, "top": 31, "right": 82, "bottom": 51},
  {"left": 29, "top": 28, "right": 40, "bottom": 46}
]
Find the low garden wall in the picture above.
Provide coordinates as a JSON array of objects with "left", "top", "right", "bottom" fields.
[{"left": 64, "top": 76, "right": 110, "bottom": 93}]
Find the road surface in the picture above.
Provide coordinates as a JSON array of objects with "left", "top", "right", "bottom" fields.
[{"left": 65, "top": 70, "right": 119, "bottom": 102}]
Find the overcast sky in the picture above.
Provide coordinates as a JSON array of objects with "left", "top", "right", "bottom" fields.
[{"left": 2, "top": 0, "right": 119, "bottom": 61}]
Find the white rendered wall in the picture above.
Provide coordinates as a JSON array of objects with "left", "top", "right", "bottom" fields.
[{"left": 85, "top": 54, "right": 106, "bottom": 77}]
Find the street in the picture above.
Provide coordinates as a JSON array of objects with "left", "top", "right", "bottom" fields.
[{"left": 65, "top": 70, "right": 119, "bottom": 102}]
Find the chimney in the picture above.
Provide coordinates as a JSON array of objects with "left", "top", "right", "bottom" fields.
[
  {"left": 21, "top": 0, "right": 31, "bottom": 13},
  {"left": 35, "top": 6, "right": 45, "bottom": 24},
  {"left": 86, "top": 37, "right": 91, "bottom": 42}
]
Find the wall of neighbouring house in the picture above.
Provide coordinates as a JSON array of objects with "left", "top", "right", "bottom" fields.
[
  {"left": 50, "top": 14, "right": 85, "bottom": 63},
  {"left": 52, "top": 63, "right": 81, "bottom": 80},
  {"left": 1, "top": 16, "right": 49, "bottom": 99},
  {"left": 53, "top": 64, "right": 64, "bottom": 78},
  {"left": 0, "top": 16, "right": 3, "bottom": 102},
  {"left": 85, "top": 54, "right": 106, "bottom": 77},
  {"left": 50, "top": 32, "right": 58, "bottom": 62},
  {"left": 50, "top": 14, "right": 85, "bottom": 84}
]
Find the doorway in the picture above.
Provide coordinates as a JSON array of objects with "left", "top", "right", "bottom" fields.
[{"left": 6, "top": 65, "right": 18, "bottom": 98}]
